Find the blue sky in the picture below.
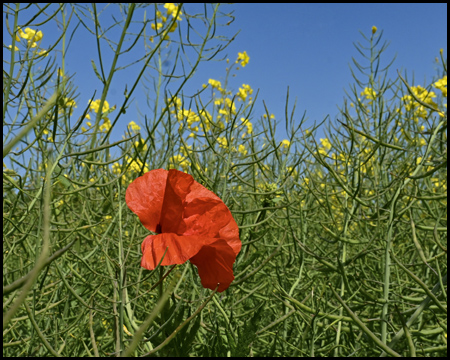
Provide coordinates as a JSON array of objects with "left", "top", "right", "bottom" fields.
[
  {"left": 218, "top": 3, "right": 447, "bottom": 137},
  {"left": 3, "top": 3, "right": 448, "bottom": 152}
]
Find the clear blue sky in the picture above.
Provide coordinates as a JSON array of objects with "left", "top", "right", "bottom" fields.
[{"left": 3, "top": 3, "right": 448, "bottom": 149}]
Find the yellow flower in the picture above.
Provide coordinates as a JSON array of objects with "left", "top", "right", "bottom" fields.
[
  {"left": 241, "top": 118, "right": 253, "bottom": 137},
  {"left": 180, "top": 144, "right": 192, "bottom": 157},
  {"left": 372, "top": 26, "right": 377, "bottom": 34},
  {"left": 280, "top": 139, "right": 290, "bottom": 149},
  {"left": 63, "top": 97, "right": 77, "bottom": 108},
  {"left": 18, "top": 27, "right": 43, "bottom": 43},
  {"left": 111, "top": 162, "right": 122, "bottom": 175},
  {"left": 177, "top": 109, "right": 200, "bottom": 133},
  {"left": 434, "top": 75, "right": 447, "bottom": 97},
  {"left": 199, "top": 109, "right": 212, "bottom": 132},
  {"left": 164, "top": 3, "right": 183, "bottom": 20},
  {"left": 151, "top": 22, "right": 163, "bottom": 31},
  {"left": 208, "top": 79, "right": 222, "bottom": 90},
  {"left": 58, "top": 97, "right": 77, "bottom": 115},
  {"left": 99, "top": 118, "right": 111, "bottom": 132},
  {"left": 168, "top": 21, "right": 178, "bottom": 33},
  {"left": 237, "top": 84, "right": 253, "bottom": 101},
  {"left": 128, "top": 121, "right": 141, "bottom": 132},
  {"left": 169, "top": 96, "right": 183, "bottom": 110},
  {"left": 217, "top": 136, "right": 228, "bottom": 148},
  {"left": 238, "top": 144, "right": 247, "bottom": 155},
  {"left": 218, "top": 98, "right": 236, "bottom": 116},
  {"left": 89, "top": 99, "right": 110, "bottom": 113},
  {"left": 7, "top": 45, "right": 19, "bottom": 51},
  {"left": 361, "top": 87, "right": 377, "bottom": 101},
  {"left": 236, "top": 51, "right": 250, "bottom": 67},
  {"left": 134, "top": 138, "right": 148, "bottom": 151},
  {"left": 126, "top": 156, "right": 149, "bottom": 173},
  {"left": 287, "top": 166, "right": 298, "bottom": 177},
  {"left": 169, "top": 154, "right": 190, "bottom": 172},
  {"left": 320, "top": 138, "right": 332, "bottom": 150}
]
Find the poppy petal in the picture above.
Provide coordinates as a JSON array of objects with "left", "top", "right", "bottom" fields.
[
  {"left": 125, "top": 169, "right": 168, "bottom": 233},
  {"left": 189, "top": 239, "right": 237, "bottom": 292},
  {"left": 141, "top": 233, "right": 218, "bottom": 270},
  {"left": 159, "top": 169, "right": 194, "bottom": 233},
  {"left": 182, "top": 198, "right": 241, "bottom": 255}
]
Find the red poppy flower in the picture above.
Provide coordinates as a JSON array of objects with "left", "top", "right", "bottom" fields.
[{"left": 126, "top": 169, "right": 241, "bottom": 292}]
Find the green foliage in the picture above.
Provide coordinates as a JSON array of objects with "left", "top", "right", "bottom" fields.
[{"left": 3, "top": 3, "right": 447, "bottom": 357}]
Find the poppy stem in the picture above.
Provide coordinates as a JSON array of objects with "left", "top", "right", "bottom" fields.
[
  {"left": 158, "top": 266, "right": 164, "bottom": 300},
  {"left": 159, "top": 266, "right": 166, "bottom": 325}
]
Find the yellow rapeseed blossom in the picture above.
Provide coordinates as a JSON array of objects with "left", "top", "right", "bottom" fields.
[
  {"left": 111, "top": 162, "right": 122, "bottom": 175},
  {"left": 168, "top": 96, "right": 183, "bottom": 112},
  {"left": 58, "top": 97, "right": 77, "bottom": 116},
  {"left": 217, "top": 136, "right": 228, "bottom": 148},
  {"left": 241, "top": 118, "right": 253, "bottom": 137},
  {"left": 433, "top": 75, "right": 447, "bottom": 97},
  {"left": 134, "top": 138, "right": 148, "bottom": 151},
  {"left": 180, "top": 144, "right": 192, "bottom": 158},
  {"left": 361, "top": 87, "right": 377, "bottom": 101},
  {"left": 238, "top": 144, "right": 247, "bottom": 155},
  {"left": 218, "top": 98, "right": 236, "bottom": 116},
  {"left": 18, "top": 27, "right": 43, "bottom": 47},
  {"left": 151, "top": 22, "right": 163, "bottom": 31},
  {"left": 320, "top": 138, "right": 332, "bottom": 150},
  {"left": 126, "top": 156, "right": 149, "bottom": 173},
  {"left": 280, "top": 139, "right": 290, "bottom": 149},
  {"left": 128, "top": 121, "right": 141, "bottom": 132},
  {"left": 164, "top": 3, "right": 183, "bottom": 21},
  {"left": 237, "top": 84, "right": 253, "bottom": 101},
  {"left": 63, "top": 97, "right": 77, "bottom": 108},
  {"left": 7, "top": 45, "right": 19, "bottom": 51},
  {"left": 208, "top": 79, "right": 223, "bottom": 91},
  {"left": 401, "top": 85, "right": 438, "bottom": 120},
  {"left": 169, "top": 154, "right": 190, "bottom": 172},
  {"left": 99, "top": 118, "right": 111, "bottom": 132},
  {"left": 286, "top": 166, "right": 298, "bottom": 178},
  {"left": 199, "top": 109, "right": 212, "bottom": 132},
  {"left": 89, "top": 99, "right": 110, "bottom": 114},
  {"left": 372, "top": 26, "right": 377, "bottom": 34},
  {"left": 236, "top": 51, "right": 250, "bottom": 67},
  {"left": 168, "top": 21, "right": 178, "bottom": 33}
]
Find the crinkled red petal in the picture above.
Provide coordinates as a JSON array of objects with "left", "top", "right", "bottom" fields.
[
  {"left": 189, "top": 239, "right": 237, "bottom": 292},
  {"left": 125, "top": 169, "right": 168, "bottom": 233},
  {"left": 141, "top": 233, "right": 219, "bottom": 270},
  {"left": 159, "top": 169, "right": 193, "bottom": 233}
]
